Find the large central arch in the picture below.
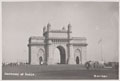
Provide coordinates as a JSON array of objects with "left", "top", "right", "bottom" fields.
[{"left": 54, "top": 46, "right": 66, "bottom": 64}]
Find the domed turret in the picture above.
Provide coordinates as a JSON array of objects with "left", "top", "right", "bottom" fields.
[
  {"left": 43, "top": 26, "right": 46, "bottom": 33},
  {"left": 47, "top": 23, "right": 51, "bottom": 31},
  {"left": 62, "top": 26, "right": 66, "bottom": 30},
  {"left": 68, "top": 23, "right": 72, "bottom": 32}
]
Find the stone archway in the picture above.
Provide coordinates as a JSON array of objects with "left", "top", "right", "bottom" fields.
[
  {"left": 54, "top": 46, "right": 66, "bottom": 64},
  {"left": 74, "top": 49, "right": 82, "bottom": 64}
]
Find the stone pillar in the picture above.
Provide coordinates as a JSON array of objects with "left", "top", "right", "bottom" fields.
[
  {"left": 67, "top": 24, "right": 75, "bottom": 64},
  {"left": 47, "top": 40, "right": 53, "bottom": 64},
  {"left": 47, "top": 44, "right": 53, "bottom": 65},
  {"left": 46, "top": 23, "right": 53, "bottom": 65},
  {"left": 67, "top": 44, "right": 75, "bottom": 64},
  {"left": 28, "top": 37, "right": 31, "bottom": 64},
  {"left": 81, "top": 47, "right": 87, "bottom": 64}
]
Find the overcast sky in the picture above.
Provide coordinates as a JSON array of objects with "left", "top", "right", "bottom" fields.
[{"left": 2, "top": 2, "right": 119, "bottom": 63}]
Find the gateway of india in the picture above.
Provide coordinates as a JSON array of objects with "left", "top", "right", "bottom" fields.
[{"left": 28, "top": 23, "right": 88, "bottom": 65}]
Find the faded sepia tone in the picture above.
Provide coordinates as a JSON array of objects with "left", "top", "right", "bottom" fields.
[
  {"left": 2, "top": 2, "right": 118, "bottom": 63},
  {"left": 2, "top": 1, "right": 119, "bottom": 80}
]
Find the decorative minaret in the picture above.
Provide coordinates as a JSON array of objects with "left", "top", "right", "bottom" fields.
[
  {"left": 62, "top": 26, "right": 66, "bottom": 31},
  {"left": 43, "top": 26, "right": 46, "bottom": 33},
  {"left": 47, "top": 23, "right": 51, "bottom": 32},
  {"left": 42, "top": 26, "right": 46, "bottom": 64},
  {"left": 46, "top": 23, "right": 53, "bottom": 64},
  {"left": 47, "top": 23, "right": 51, "bottom": 44},
  {"left": 67, "top": 23, "right": 75, "bottom": 64},
  {"left": 28, "top": 37, "right": 31, "bottom": 64},
  {"left": 68, "top": 23, "right": 71, "bottom": 39}
]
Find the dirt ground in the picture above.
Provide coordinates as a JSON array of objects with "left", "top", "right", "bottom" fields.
[{"left": 2, "top": 65, "right": 119, "bottom": 80}]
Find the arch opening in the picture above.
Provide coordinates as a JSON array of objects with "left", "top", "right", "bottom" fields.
[
  {"left": 76, "top": 56, "right": 79, "bottom": 64},
  {"left": 39, "top": 56, "right": 43, "bottom": 65},
  {"left": 37, "top": 49, "right": 44, "bottom": 65},
  {"left": 53, "top": 46, "right": 66, "bottom": 64},
  {"left": 74, "top": 49, "right": 82, "bottom": 64}
]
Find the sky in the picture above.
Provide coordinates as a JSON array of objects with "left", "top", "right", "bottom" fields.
[{"left": 2, "top": 2, "right": 119, "bottom": 63}]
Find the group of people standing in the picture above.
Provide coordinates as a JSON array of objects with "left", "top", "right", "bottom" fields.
[{"left": 85, "top": 61, "right": 104, "bottom": 70}]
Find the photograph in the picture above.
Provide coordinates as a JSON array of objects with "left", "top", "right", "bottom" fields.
[{"left": 2, "top": 1, "right": 119, "bottom": 80}]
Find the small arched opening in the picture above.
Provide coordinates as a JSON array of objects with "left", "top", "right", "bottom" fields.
[
  {"left": 39, "top": 56, "right": 43, "bottom": 65},
  {"left": 37, "top": 48, "right": 44, "bottom": 65},
  {"left": 76, "top": 56, "right": 79, "bottom": 64},
  {"left": 74, "top": 49, "right": 82, "bottom": 64}
]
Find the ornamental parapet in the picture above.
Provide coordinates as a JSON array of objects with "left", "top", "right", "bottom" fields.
[
  {"left": 72, "top": 37, "right": 87, "bottom": 40},
  {"left": 29, "top": 36, "right": 45, "bottom": 40},
  {"left": 66, "top": 43, "right": 87, "bottom": 46},
  {"left": 28, "top": 43, "right": 45, "bottom": 46},
  {"left": 45, "top": 37, "right": 72, "bottom": 40},
  {"left": 72, "top": 43, "right": 88, "bottom": 46}
]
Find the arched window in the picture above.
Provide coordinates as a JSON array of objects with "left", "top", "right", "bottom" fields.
[
  {"left": 37, "top": 48, "right": 44, "bottom": 65},
  {"left": 74, "top": 49, "right": 82, "bottom": 64},
  {"left": 76, "top": 56, "right": 79, "bottom": 64},
  {"left": 39, "top": 56, "right": 43, "bottom": 65}
]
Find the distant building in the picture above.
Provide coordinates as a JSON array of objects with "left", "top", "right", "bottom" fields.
[{"left": 28, "top": 23, "right": 88, "bottom": 65}]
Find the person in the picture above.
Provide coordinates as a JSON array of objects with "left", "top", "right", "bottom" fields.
[{"left": 85, "top": 61, "right": 90, "bottom": 70}]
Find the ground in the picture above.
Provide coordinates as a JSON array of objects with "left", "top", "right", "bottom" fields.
[{"left": 2, "top": 64, "right": 118, "bottom": 80}]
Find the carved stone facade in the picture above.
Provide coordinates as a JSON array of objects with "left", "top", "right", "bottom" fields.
[{"left": 28, "top": 23, "right": 88, "bottom": 65}]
